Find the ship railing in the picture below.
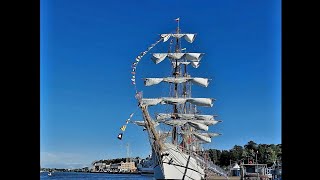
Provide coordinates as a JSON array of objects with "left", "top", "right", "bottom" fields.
[
  {"left": 189, "top": 152, "right": 228, "bottom": 178},
  {"left": 206, "top": 161, "right": 229, "bottom": 178}
]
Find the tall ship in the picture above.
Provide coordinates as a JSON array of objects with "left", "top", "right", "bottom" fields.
[{"left": 119, "top": 18, "right": 228, "bottom": 180}]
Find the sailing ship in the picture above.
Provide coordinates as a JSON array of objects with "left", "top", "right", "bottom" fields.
[{"left": 127, "top": 19, "right": 228, "bottom": 180}]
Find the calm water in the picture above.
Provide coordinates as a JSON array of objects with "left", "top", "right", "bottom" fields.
[{"left": 40, "top": 172, "right": 154, "bottom": 180}]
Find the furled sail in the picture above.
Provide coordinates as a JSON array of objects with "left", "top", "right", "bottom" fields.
[
  {"left": 200, "top": 132, "right": 221, "bottom": 137},
  {"left": 141, "top": 97, "right": 214, "bottom": 107},
  {"left": 144, "top": 77, "right": 209, "bottom": 87},
  {"left": 151, "top": 53, "right": 204, "bottom": 68},
  {"left": 163, "top": 119, "right": 209, "bottom": 131},
  {"left": 156, "top": 114, "right": 221, "bottom": 126},
  {"left": 193, "top": 133, "right": 211, "bottom": 143},
  {"left": 161, "top": 34, "right": 196, "bottom": 43},
  {"left": 188, "top": 121, "right": 209, "bottom": 131},
  {"left": 156, "top": 113, "right": 216, "bottom": 121},
  {"left": 180, "top": 132, "right": 221, "bottom": 143},
  {"left": 131, "top": 120, "right": 159, "bottom": 127}
]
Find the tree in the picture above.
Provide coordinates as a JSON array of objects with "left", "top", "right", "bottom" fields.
[
  {"left": 208, "top": 149, "right": 221, "bottom": 164},
  {"left": 257, "top": 144, "right": 268, "bottom": 164},
  {"left": 244, "top": 141, "right": 258, "bottom": 151},
  {"left": 266, "top": 147, "right": 277, "bottom": 165},
  {"left": 219, "top": 150, "right": 231, "bottom": 167},
  {"left": 230, "top": 145, "right": 243, "bottom": 162}
]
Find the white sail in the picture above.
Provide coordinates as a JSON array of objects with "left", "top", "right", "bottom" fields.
[
  {"left": 200, "top": 132, "right": 221, "bottom": 137},
  {"left": 163, "top": 119, "right": 209, "bottom": 131},
  {"left": 163, "top": 119, "right": 187, "bottom": 126},
  {"left": 188, "top": 121, "right": 209, "bottom": 131},
  {"left": 156, "top": 113, "right": 216, "bottom": 121},
  {"left": 161, "top": 33, "right": 196, "bottom": 43},
  {"left": 131, "top": 120, "right": 159, "bottom": 127},
  {"left": 132, "top": 121, "right": 146, "bottom": 127},
  {"left": 193, "top": 133, "right": 211, "bottom": 143},
  {"left": 171, "top": 61, "right": 201, "bottom": 68},
  {"left": 144, "top": 77, "right": 209, "bottom": 87},
  {"left": 187, "top": 98, "right": 214, "bottom": 107},
  {"left": 156, "top": 114, "right": 221, "bottom": 126},
  {"left": 184, "top": 131, "right": 221, "bottom": 138},
  {"left": 141, "top": 97, "right": 214, "bottom": 107},
  {"left": 151, "top": 53, "right": 204, "bottom": 67},
  {"left": 179, "top": 132, "right": 220, "bottom": 143}
]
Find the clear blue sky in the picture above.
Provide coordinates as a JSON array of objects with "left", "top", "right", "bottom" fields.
[{"left": 40, "top": 0, "right": 281, "bottom": 169}]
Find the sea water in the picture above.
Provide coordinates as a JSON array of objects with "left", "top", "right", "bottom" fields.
[{"left": 40, "top": 172, "right": 154, "bottom": 180}]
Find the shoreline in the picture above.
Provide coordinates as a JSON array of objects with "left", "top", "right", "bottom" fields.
[{"left": 90, "top": 171, "right": 140, "bottom": 174}]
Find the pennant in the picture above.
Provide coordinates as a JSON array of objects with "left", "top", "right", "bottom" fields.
[
  {"left": 175, "top": 17, "right": 180, "bottom": 22},
  {"left": 131, "top": 78, "right": 135, "bottom": 81},
  {"left": 132, "top": 75, "right": 135, "bottom": 79},
  {"left": 129, "top": 113, "right": 134, "bottom": 118},
  {"left": 135, "top": 91, "right": 143, "bottom": 99},
  {"left": 130, "top": 35, "right": 164, "bottom": 88},
  {"left": 120, "top": 125, "right": 127, "bottom": 131},
  {"left": 117, "top": 133, "right": 123, "bottom": 140}
]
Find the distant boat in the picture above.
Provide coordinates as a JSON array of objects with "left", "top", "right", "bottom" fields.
[{"left": 48, "top": 172, "right": 52, "bottom": 176}]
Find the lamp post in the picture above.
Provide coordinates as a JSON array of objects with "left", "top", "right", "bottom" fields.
[{"left": 256, "top": 151, "right": 259, "bottom": 179}]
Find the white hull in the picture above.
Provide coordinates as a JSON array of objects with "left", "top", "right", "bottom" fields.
[{"left": 154, "top": 143, "right": 205, "bottom": 180}]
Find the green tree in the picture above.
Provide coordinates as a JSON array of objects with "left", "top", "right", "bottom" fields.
[
  {"left": 257, "top": 144, "right": 268, "bottom": 164},
  {"left": 230, "top": 145, "right": 243, "bottom": 162},
  {"left": 219, "top": 150, "right": 231, "bottom": 167},
  {"left": 244, "top": 141, "right": 258, "bottom": 151},
  {"left": 266, "top": 147, "right": 277, "bottom": 164}
]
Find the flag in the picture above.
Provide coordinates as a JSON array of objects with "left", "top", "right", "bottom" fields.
[
  {"left": 120, "top": 125, "right": 127, "bottom": 131},
  {"left": 175, "top": 17, "right": 180, "bottom": 22},
  {"left": 117, "top": 133, "right": 123, "bottom": 140},
  {"left": 181, "top": 48, "right": 186, "bottom": 51},
  {"left": 129, "top": 113, "right": 134, "bottom": 118},
  {"left": 135, "top": 91, "right": 143, "bottom": 99}
]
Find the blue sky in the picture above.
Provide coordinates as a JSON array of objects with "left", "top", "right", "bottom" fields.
[{"left": 40, "top": 0, "right": 281, "bottom": 169}]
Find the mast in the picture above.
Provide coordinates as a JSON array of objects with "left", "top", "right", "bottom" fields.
[{"left": 172, "top": 20, "right": 181, "bottom": 145}]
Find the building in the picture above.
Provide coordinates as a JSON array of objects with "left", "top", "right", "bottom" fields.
[
  {"left": 110, "top": 163, "right": 121, "bottom": 172},
  {"left": 118, "top": 161, "right": 137, "bottom": 172},
  {"left": 92, "top": 162, "right": 107, "bottom": 172}
]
